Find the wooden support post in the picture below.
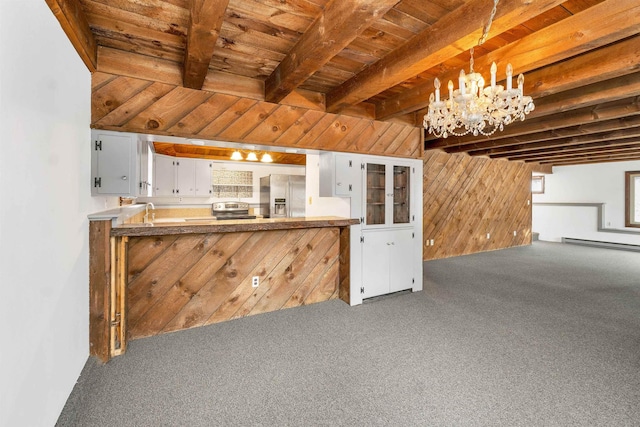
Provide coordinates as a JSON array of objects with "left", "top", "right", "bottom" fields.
[
  {"left": 338, "top": 226, "right": 350, "bottom": 304},
  {"left": 111, "top": 236, "right": 128, "bottom": 357},
  {"left": 89, "top": 220, "right": 111, "bottom": 363}
]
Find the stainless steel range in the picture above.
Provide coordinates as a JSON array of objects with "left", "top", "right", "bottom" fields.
[{"left": 212, "top": 202, "right": 256, "bottom": 220}]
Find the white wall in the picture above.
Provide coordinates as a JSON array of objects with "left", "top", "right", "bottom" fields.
[
  {"left": 0, "top": 2, "right": 117, "bottom": 425},
  {"left": 532, "top": 161, "right": 640, "bottom": 244}
]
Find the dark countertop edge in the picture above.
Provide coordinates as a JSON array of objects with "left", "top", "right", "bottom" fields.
[{"left": 110, "top": 217, "right": 360, "bottom": 237}]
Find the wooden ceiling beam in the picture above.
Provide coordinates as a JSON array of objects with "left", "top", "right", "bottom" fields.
[
  {"left": 466, "top": 116, "right": 640, "bottom": 156},
  {"left": 264, "top": 0, "right": 399, "bottom": 104},
  {"left": 537, "top": 149, "right": 640, "bottom": 165},
  {"left": 541, "top": 153, "right": 640, "bottom": 166},
  {"left": 183, "top": 0, "right": 230, "bottom": 90},
  {"left": 529, "top": 71, "right": 640, "bottom": 120},
  {"left": 478, "top": 131, "right": 640, "bottom": 158},
  {"left": 428, "top": 96, "right": 640, "bottom": 152},
  {"left": 498, "top": 135, "right": 640, "bottom": 159},
  {"left": 505, "top": 139, "right": 640, "bottom": 162},
  {"left": 531, "top": 163, "right": 553, "bottom": 174},
  {"left": 324, "top": 0, "right": 566, "bottom": 113},
  {"left": 379, "top": 3, "right": 640, "bottom": 121},
  {"left": 45, "top": 0, "right": 97, "bottom": 71}
]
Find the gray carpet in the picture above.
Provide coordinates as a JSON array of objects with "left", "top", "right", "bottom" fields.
[{"left": 57, "top": 242, "right": 640, "bottom": 426}]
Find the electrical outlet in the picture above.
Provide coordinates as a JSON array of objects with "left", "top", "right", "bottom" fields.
[
  {"left": 308, "top": 196, "right": 313, "bottom": 205},
  {"left": 252, "top": 276, "right": 259, "bottom": 288},
  {"left": 426, "top": 240, "right": 430, "bottom": 247},
  {"left": 430, "top": 239, "right": 434, "bottom": 246},
  {"left": 513, "top": 230, "right": 517, "bottom": 236},
  {"left": 486, "top": 233, "right": 490, "bottom": 239}
]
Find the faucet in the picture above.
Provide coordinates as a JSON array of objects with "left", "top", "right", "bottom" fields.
[{"left": 143, "top": 202, "right": 155, "bottom": 224}]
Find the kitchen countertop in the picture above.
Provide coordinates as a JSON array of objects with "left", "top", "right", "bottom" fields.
[
  {"left": 89, "top": 205, "right": 359, "bottom": 236},
  {"left": 110, "top": 216, "right": 359, "bottom": 236},
  {"left": 87, "top": 204, "right": 145, "bottom": 224}
]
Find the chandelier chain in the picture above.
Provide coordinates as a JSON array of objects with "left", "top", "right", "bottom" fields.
[{"left": 478, "top": 0, "right": 499, "bottom": 46}]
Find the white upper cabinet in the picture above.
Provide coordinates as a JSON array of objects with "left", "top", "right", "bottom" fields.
[
  {"left": 153, "top": 155, "right": 213, "bottom": 197},
  {"left": 153, "top": 154, "right": 176, "bottom": 196},
  {"left": 175, "top": 158, "right": 196, "bottom": 196},
  {"left": 363, "top": 159, "right": 413, "bottom": 228},
  {"left": 194, "top": 159, "right": 213, "bottom": 197},
  {"left": 319, "top": 152, "right": 360, "bottom": 197},
  {"left": 91, "top": 130, "right": 138, "bottom": 196}
]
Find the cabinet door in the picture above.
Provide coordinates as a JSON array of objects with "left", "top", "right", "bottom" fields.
[
  {"left": 137, "top": 140, "right": 154, "bottom": 197},
  {"left": 318, "top": 152, "right": 359, "bottom": 197},
  {"left": 194, "top": 160, "right": 213, "bottom": 196},
  {"left": 365, "top": 163, "right": 386, "bottom": 226},
  {"left": 153, "top": 155, "right": 175, "bottom": 196},
  {"left": 175, "top": 158, "right": 196, "bottom": 196},
  {"left": 334, "top": 155, "right": 357, "bottom": 196},
  {"left": 94, "top": 133, "right": 134, "bottom": 195},
  {"left": 393, "top": 165, "right": 411, "bottom": 224},
  {"left": 361, "top": 230, "right": 391, "bottom": 298},
  {"left": 388, "top": 228, "right": 414, "bottom": 293}
]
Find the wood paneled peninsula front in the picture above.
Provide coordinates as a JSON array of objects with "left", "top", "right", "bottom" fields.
[{"left": 89, "top": 206, "right": 358, "bottom": 362}]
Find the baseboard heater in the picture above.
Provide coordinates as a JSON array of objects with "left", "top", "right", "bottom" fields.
[{"left": 562, "top": 238, "right": 640, "bottom": 252}]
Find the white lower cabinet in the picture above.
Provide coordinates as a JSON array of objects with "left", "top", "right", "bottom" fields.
[{"left": 361, "top": 228, "right": 415, "bottom": 299}]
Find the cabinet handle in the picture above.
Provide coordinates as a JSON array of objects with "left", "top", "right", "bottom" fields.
[
  {"left": 337, "top": 182, "right": 342, "bottom": 186},
  {"left": 121, "top": 176, "right": 128, "bottom": 180},
  {"left": 387, "top": 193, "right": 393, "bottom": 197}
]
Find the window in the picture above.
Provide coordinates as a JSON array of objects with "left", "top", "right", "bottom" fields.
[
  {"left": 625, "top": 171, "right": 640, "bottom": 228},
  {"left": 531, "top": 175, "right": 545, "bottom": 194}
]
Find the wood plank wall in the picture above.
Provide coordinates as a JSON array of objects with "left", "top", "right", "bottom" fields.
[
  {"left": 423, "top": 150, "right": 533, "bottom": 260},
  {"left": 126, "top": 227, "right": 341, "bottom": 340},
  {"left": 91, "top": 72, "right": 421, "bottom": 158}
]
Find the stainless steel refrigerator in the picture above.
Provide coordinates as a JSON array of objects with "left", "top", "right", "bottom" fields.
[{"left": 260, "top": 175, "right": 306, "bottom": 218}]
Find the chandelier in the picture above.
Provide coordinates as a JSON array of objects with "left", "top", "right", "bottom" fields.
[{"left": 423, "top": 0, "right": 535, "bottom": 138}]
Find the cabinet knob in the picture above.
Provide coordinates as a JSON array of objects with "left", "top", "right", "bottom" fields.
[{"left": 121, "top": 176, "right": 128, "bottom": 180}]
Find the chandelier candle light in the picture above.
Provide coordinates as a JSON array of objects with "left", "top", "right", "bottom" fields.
[{"left": 423, "top": 0, "right": 534, "bottom": 138}]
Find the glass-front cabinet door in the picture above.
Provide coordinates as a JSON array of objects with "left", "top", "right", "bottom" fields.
[
  {"left": 393, "top": 165, "right": 410, "bottom": 224},
  {"left": 365, "top": 163, "right": 386, "bottom": 225},
  {"left": 365, "top": 161, "right": 412, "bottom": 227}
]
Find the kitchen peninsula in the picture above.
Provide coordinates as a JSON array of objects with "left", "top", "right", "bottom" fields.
[{"left": 89, "top": 205, "right": 358, "bottom": 362}]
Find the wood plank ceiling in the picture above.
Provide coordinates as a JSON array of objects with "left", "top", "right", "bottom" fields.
[{"left": 47, "top": 0, "right": 640, "bottom": 167}]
